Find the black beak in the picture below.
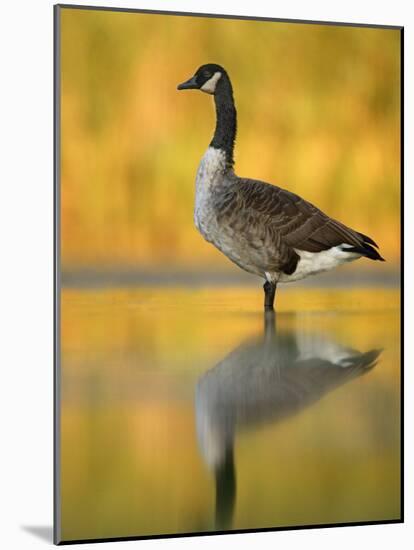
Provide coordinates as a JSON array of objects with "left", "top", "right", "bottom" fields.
[{"left": 177, "top": 75, "right": 199, "bottom": 90}]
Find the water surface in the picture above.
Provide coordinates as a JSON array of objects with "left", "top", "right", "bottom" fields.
[{"left": 59, "top": 287, "right": 400, "bottom": 541}]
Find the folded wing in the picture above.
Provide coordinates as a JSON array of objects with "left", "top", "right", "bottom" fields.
[{"left": 232, "top": 178, "right": 384, "bottom": 273}]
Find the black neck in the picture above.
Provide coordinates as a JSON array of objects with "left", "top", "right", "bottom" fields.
[{"left": 210, "top": 76, "right": 237, "bottom": 169}]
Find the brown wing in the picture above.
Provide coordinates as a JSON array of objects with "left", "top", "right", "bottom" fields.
[{"left": 220, "top": 178, "right": 383, "bottom": 274}]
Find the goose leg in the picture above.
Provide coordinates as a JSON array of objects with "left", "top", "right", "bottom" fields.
[{"left": 263, "top": 281, "right": 277, "bottom": 311}]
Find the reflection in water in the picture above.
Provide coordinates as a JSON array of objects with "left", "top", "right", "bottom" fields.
[
  {"left": 195, "top": 312, "right": 382, "bottom": 530},
  {"left": 60, "top": 288, "right": 399, "bottom": 540}
]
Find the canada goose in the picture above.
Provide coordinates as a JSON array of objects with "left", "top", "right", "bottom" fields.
[
  {"left": 177, "top": 64, "right": 384, "bottom": 310},
  {"left": 195, "top": 311, "right": 381, "bottom": 529}
]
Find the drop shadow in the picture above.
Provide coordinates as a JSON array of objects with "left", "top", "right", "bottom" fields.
[{"left": 22, "top": 525, "right": 54, "bottom": 543}]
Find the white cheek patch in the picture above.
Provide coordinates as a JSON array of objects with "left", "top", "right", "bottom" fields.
[{"left": 200, "top": 71, "right": 222, "bottom": 94}]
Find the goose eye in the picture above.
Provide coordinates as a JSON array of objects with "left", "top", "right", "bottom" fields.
[{"left": 203, "top": 71, "right": 212, "bottom": 78}]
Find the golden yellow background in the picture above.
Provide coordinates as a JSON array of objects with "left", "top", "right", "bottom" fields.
[{"left": 60, "top": 8, "right": 401, "bottom": 270}]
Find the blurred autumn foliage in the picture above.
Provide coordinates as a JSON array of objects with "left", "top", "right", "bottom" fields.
[{"left": 60, "top": 8, "right": 401, "bottom": 270}]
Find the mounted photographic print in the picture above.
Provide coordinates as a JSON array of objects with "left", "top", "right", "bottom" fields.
[{"left": 54, "top": 4, "right": 403, "bottom": 545}]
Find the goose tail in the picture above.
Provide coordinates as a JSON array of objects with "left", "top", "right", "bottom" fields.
[{"left": 346, "top": 232, "right": 385, "bottom": 261}]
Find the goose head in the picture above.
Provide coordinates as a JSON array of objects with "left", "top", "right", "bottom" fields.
[{"left": 177, "top": 63, "right": 227, "bottom": 95}]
